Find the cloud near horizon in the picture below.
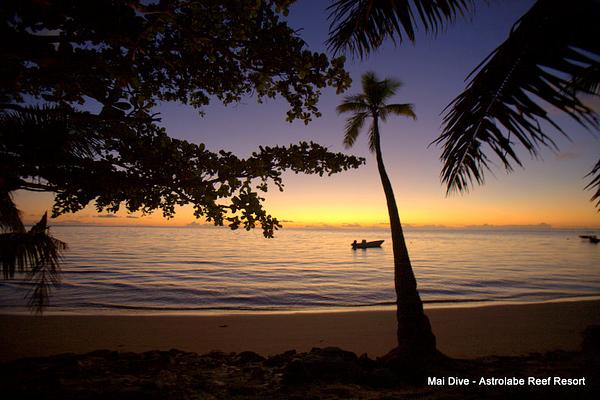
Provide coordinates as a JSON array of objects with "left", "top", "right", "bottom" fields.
[{"left": 555, "top": 151, "right": 582, "bottom": 161}]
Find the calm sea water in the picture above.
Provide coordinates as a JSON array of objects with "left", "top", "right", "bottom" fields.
[{"left": 1, "top": 226, "right": 599, "bottom": 314}]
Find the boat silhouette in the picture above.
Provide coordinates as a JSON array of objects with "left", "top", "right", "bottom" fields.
[{"left": 352, "top": 240, "right": 384, "bottom": 249}]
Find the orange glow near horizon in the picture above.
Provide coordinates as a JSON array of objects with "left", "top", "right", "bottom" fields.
[
  {"left": 7, "top": 1, "right": 600, "bottom": 232},
  {"left": 14, "top": 174, "right": 600, "bottom": 229}
]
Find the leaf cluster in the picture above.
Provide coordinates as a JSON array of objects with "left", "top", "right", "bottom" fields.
[
  {"left": 1, "top": 107, "right": 364, "bottom": 238},
  {"left": 433, "top": 0, "right": 599, "bottom": 195},
  {"left": 0, "top": 1, "right": 364, "bottom": 310},
  {"left": 1, "top": 0, "right": 350, "bottom": 124},
  {"left": 0, "top": 194, "right": 65, "bottom": 313},
  {"left": 327, "top": 0, "right": 474, "bottom": 57},
  {"left": 326, "top": 0, "right": 599, "bottom": 208},
  {"left": 0, "top": 0, "right": 363, "bottom": 237},
  {"left": 337, "top": 72, "right": 415, "bottom": 152}
]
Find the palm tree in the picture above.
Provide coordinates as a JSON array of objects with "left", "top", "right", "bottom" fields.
[
  {"left": 432, "top": 0, "right": 599, "bottom": 196},
  {"left": 328, "top": 0, "right": 600, "bottom": 205},
  {"left": 337, "top": 72, "right": 437, "bottom": 362},
  {"left": 0, "top": 192, "right": 66, "bottom": 313},
  {"left": 0, "top": 107, "right": 75, "bottom": 312}
]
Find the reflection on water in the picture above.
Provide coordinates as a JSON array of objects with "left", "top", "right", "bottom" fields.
[{"left": 0, "top": 226, "right": 598, "bottom": 313}]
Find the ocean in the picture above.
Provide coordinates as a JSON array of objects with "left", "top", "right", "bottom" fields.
[{"left": 0, "top": 225, "right": 599, "bottom": 314}]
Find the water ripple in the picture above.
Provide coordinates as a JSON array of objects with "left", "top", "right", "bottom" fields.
[{"left": 0, "top": 226, "right": 598, "bottom": 313}]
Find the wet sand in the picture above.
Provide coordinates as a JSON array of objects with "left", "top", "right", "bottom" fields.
[{"left": 1, "top": 300, "right": 598, "bottom": 361}]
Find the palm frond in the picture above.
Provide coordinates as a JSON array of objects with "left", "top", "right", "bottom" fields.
[
  {"left": 381, "top": 103, "right": 416, "bottom": 121},
  {"left": 362, "top": 72, "right": 402, "bottom": 106},
  {"left": 361, "top": 71, "right": 379, "bottom": 93},
  {"left": 0, "top": 212, "right": 66, "bottom": 313},
  {"left": 434, "top": 0, "right": 600, "bottom": 195},
  {"left": 342, "top": 112, "right": 368, "bottom": 148},
  {"left": 339, "top": 72, "right": 415, "bottom": 151},
  {"left": 0, "top": 105, "right": 102, "bottom": 161},
  {"left": 0, "top": 192, "right": 24, "bottom": 233},
  {"left": 586, "top": 158, "right": 600, "bottom": 210},
  {"left": 327, "top": 0, "right": 475, "bottom": 57},
  {"left": 568, "top": 64, "right": 600, "bottom": 96},
  {"left": 336, "top": 96, "right": 369, "bottom": 114},
  {"left": 379, "top": 78, "right": 402, "bottom": 102}
]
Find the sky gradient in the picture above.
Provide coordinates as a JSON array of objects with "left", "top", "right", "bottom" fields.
[{"left": 15, "top": 0, "right": 600, "bottom": 229}]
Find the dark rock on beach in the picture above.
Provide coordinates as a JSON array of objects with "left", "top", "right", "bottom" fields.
[
  {"left": 1, "top": 339, "right": 598, "bottom": 399},
  {"left": 282, "top": 347, "right": 363, "bottom": 385}
]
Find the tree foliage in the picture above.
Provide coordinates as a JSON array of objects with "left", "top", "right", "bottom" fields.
[
  {"left": 0, "top": 0, "right": 364, "bottom": 310},
  {"left": 337, "top": 72, "right": 416, "bottom": 152},
  {"left": 327, "top": 0, "right": 475, "bottom": 57},
  {"left": 586, "top": 159, "right": 600, "bottom": 210},
  {"left": 2, "top": 106, "right": 363, "bottom": 237},
  {"left": 0, "top": 193, "right": 65, "bottom": 314},
  {"left": 327, "top": 0, "right": 600, "bottom": 209},
  {"left": 433, "top": 0, "right": 600, "bottom": 197},
  {"left": 2, "top": 0, "right": 350, "bottom": 123},
  {"left": 337, "top": 72, "right": 436, "bottom": 360}
]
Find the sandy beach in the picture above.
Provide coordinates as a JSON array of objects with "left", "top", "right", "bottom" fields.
[{"left": 1, "top": 299, "right": 598, "bottom": 362}]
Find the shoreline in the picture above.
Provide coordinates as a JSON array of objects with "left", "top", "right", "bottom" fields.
[
  {"left": 1, "top": 299, "right": 599, "bottom": 362},
  {"left": 3, "top": 295, "right": 600, "bottom": 317}
]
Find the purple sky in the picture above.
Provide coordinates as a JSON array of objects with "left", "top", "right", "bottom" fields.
[{"left": 18, "top": 0, "right": 600, "bottom": 228}]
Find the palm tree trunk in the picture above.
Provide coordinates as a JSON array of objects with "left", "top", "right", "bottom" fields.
[{"left": 372, "top": 117, "right": 437, "bottom": 361}]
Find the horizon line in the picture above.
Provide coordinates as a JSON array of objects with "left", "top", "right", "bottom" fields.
[{"left": 39, "top": 221, "right": 600, "bottom": 231}]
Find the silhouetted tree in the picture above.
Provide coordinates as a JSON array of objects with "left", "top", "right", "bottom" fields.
[
  {"left": 0, "top": 195, "right": 65, "bottom": 314},
  {"left": 327, "top": 0, "right": 600, "bottom": 206},
  {"left": 434, "top": 0, "right": 600, "bottom": 198},
  {"left": 327, "top": 0, "right": 475, "bottom": 58},
  {"left": 0, "top": 0, "right": 364, "bottom": 310},
  {"left": 337, "top": 72, "right": 437, "bottom": 362}
]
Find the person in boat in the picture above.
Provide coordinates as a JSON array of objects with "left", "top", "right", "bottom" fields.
[{"left": 351, "top": 239, "right": 369, "bottom": 248}]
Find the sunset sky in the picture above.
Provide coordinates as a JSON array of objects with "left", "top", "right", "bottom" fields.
[{"left": 15, "top": 0, "right": 600, "bottom": 229}]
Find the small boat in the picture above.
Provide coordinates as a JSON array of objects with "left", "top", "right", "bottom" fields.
[
  {"left": 352, "top": 240, "right": 384, "bottom": 249},
  {"left": 579, "top": 234, "right": 599, "bottom": 244}
]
